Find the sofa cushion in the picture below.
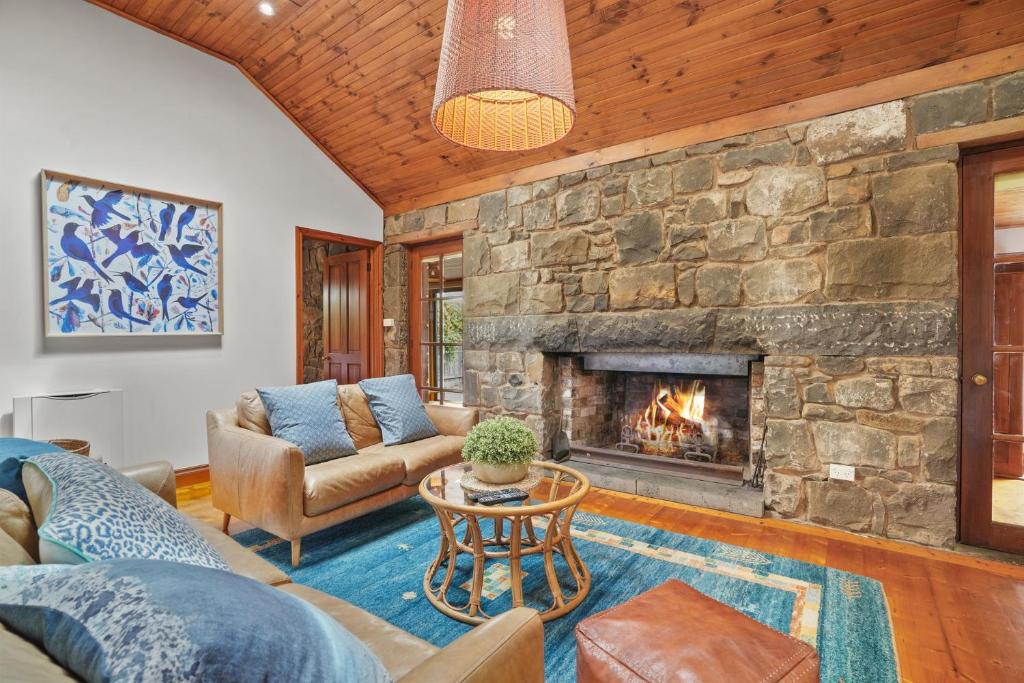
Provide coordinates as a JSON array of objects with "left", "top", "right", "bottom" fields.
[
  {"left": 304, "top": 452, "right": 407, "bottom": 516},
  {"left": 23, "top": 453, "right": 229, "bottom": 571},
  {"left": 236, "top": 390, "right": 272, "bottom": 434},
  {"left": 338, "top": 384, "right": 384, "bottom": 449},
  {"left": 279, "top": 583, "right": 437, "bottom": 680},
  {"left": 186, "top": 517, "right": 290, "bottom": 586},
  {"left": 0, "top": 490, "right": 36, "bottom": 560},
  {"left": 0, "top": 560, "right": 393, "bottom": 683},
  {"left": 258, "top": 380, "right": 358, "bottom": 466},
  {"left": 0, "top": 528, "right": 34, "bottom": 566},
  {"left": 0, "top": 437, "right": 63, "bottom": 505},
  {"left": 358, "top": 375, "right": 439, "bottom": 446},
  {"left": 362, "top": 435, "right": 466, "bottom": 486}
]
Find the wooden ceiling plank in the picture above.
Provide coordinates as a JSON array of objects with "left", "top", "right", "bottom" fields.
[
  {"left": 238, "top": 0, "right": 354, "bottom": 72},
  {"left": 317, "top": 0, "right": 952, "bottom": 156},
  {"left": 265, "top": 1, "right": 440, "bottom": 98},
  {"left": 357, "top": 27, "right": 968, "bottom": 191},
  {"left": 297, "top": 0, "right": 912, "bottom": 136},
  {"left": 255, "top": 0, "right": 414, "bottom": 89},
  {"left": 183, "top": 0, "right": 251, "bottom": 44}
]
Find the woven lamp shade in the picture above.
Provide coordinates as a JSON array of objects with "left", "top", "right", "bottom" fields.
[{"left": 432, "top": 0, "right": 576, "bottom": 152}]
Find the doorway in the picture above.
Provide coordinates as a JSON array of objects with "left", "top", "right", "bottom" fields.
[
  {"left": 961, "top": 144, "right": 1024, "bottom": 554},
  {"left": 294, "top": 227, "right": 383, "bottom": 385},
  {"left": 408, "top": 238, "right": 464, "bottom": 405}
]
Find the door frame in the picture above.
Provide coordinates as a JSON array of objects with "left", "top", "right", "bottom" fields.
[
  {"left": 960, "top": 143, "right": 1024, "bottom": 553},
  {"left": 294, "top": 226, "right": 383, "bottom": 384},
  {"left": 408, "top": 237, "right": 463, "bottom": 404}
]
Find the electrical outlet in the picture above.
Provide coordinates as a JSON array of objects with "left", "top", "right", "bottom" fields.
[
  {"left": 383, "top": 318, "right": 395, "bottom": 328},
  {"left": 829, "top": 463, "right": 856, "bottom": 481}
]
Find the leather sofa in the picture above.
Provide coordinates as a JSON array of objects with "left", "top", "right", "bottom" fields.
[
  {"left": 0, "top": 461, "right": 544, "bottom": 682},
  {"left": 207, "top": 384, "right": 477, "bottom": 566}
]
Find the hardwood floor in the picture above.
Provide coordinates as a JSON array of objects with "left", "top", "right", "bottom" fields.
[{"left": 179, "top": 481, "right": 1024, "bottom": 682}]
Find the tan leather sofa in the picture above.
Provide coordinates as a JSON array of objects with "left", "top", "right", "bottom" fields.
[
  {"left": 207, "top": 384, "right": 477, "bottom": 566},
  {"left": 0, "top": 461, "right": 544, "bottom": 682}
]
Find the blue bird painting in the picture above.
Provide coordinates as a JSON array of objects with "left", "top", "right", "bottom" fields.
[
  {"left": 168, "top": 244, "right": 208, "bottom": 277},
  {"left": 44, "top": 172, "right": 220, "bottom": 336},
  {"left": 158, "top": 203, "right": 175, "bottom": 241},
  {"left": 60, "top": 223, "right": 113, "bottom": 283},
  {"left": 49, "top": 277, "right": 100, "bottom": 313},
  {"left": 176, "top": 204, "right": 197, "bottom": 242},
  {"left": 100, "top": 227, "right": 140, "bottom": 268},
  {"left": 84, "top": 190, "right": 131, "bottom": 228}
]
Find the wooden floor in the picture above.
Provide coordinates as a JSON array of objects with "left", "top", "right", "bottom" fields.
[{"left": 179, "top": 481, "right": 1024, "bottom": 682}]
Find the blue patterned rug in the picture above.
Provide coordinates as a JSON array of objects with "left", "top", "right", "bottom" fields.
[{"left": 234, "top": 498, "right": 898, "bottom": 682}]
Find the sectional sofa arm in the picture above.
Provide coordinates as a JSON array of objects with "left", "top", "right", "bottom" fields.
[
  {"left": 205, "top": 410, "right": 305, "bottom": 539},
  {"left": 400, "top": 608, "right": 544, "bottom": 683},
  {"left": 425, "top": 404, "right": 479, "bottom": 437},
  {"left": 118, "top": 461, "right": 177, "bottom": 507}
]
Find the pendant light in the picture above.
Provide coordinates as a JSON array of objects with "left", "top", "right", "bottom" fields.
[{"left": 431, "top": 0, "right": 576, "bottom": 152}]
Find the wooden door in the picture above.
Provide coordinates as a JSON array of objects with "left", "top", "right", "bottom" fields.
[
  {"left": 322, "top": 250, "right": 369, "bottom": 384},
  {"left": 961, "top": 144, "right": 1024, "bottom": 553}
]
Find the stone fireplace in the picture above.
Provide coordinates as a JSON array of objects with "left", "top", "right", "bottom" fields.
[{"left": 381, "top": 70, "right": 1024, "bottom": 548}]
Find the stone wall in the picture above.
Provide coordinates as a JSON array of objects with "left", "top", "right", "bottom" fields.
[{"left": 382, "top": 70, "right": 1024, "bottom": 547}]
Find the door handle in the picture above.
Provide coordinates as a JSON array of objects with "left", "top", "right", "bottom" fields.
[{"left": 972, "top": 373, "right": 988, "bottom": 386}]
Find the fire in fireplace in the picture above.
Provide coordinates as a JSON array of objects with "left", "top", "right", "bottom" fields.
[{"left": 622, "top": 379, "right": 712, "bottom": 459}]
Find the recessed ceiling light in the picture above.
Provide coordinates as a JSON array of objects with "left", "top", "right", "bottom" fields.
[{"left": 258, "top": 2, "right": 275, "bottom": 16}]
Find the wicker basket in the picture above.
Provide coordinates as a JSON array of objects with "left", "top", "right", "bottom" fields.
[{"left": 47, "top": 439, "right": 90, "bottom": 456}]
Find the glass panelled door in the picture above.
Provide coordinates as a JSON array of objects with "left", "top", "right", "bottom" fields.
[
  {"left": 962, "top": 146, "right": 1024, "bottom": 554},
  {"left": 409, "top": 240, "right": 463, "bottom": 405}
]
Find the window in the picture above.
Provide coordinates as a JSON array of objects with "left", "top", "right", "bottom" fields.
[{"left": 409, "top": 240, "right": 463, "bottom": 405}]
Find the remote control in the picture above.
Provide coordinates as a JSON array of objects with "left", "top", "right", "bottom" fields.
[{"left": 475, "top": 488, "right": 530, "bottom": 506}]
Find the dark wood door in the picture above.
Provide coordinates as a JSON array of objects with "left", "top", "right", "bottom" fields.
[
  {"left": 322, "top": 250, "right": 369, "bottom": 384},
  {"left": 961, "top": 144, "right": 1024, "bottom": 554}
]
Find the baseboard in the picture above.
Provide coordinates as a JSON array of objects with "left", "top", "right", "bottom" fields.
[{"left": 175, "top": 464, "right": 209, "bottom": 486}]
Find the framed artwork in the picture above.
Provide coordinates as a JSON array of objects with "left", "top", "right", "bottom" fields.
[{"left": 40, "top": 170, "right": 223, "bottom": 337}]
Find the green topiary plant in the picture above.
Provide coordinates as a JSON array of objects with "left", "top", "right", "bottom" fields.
[{"left": 462, "top": 416, "right": 538, "bottom": 466}]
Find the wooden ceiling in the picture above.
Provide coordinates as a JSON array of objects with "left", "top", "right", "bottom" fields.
[{"left": 91, "top": 0, "right": 1024, "bottom": 213}]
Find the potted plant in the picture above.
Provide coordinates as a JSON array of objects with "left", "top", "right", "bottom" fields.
[{"left": 462, "top": 416, "right": 538, "bottom": 485}]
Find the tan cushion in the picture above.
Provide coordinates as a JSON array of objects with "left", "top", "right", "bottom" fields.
[
  {"left": 0, "top": 489, "right": 37, "bottom": 560},
  {"left": 338, "top": 384, "right": 383, "bottom": 449},
  {"left": 303, "top": 452, "right": 406, "bottom": 516},
  {"left": 236, "top": 390, "right": 271, "bottom": 434},
  {"left": 0, "top": 623, "right": 77, "bottom": 681},
  {"left": 279, "top": 583, "right": 437, "bottom": 679},
  {"left": 362, "top": 435, "right": 466, "bottom": 486},
  {"left": 0, "top": 527, "right": 35, "bottom": 566},
  {"left": 186, "top": 517, "right": 290, "bottom": 586},
  {"left": 21, "top": 464, "right": 52, "bottom": 530}
]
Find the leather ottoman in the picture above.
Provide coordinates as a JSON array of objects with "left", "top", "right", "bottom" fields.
[{"left": 575, "top": 579, "right": 819, "bottom": 682}]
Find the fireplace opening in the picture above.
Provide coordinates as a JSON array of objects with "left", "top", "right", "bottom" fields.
[{"left": 559, "top": 353, "right": 764, "bottom": 487}]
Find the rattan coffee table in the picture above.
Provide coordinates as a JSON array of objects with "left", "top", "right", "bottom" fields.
[{"left": 418, "top": 461, "right": 591, "bottom": 624}]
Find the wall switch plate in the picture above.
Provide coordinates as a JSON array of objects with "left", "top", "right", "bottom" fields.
[
  {"left": 383, "top": 318, "right": 395, "bottom": 328},
  {"left": 829, "top": 463, "right": 856, "bottom": 481}
]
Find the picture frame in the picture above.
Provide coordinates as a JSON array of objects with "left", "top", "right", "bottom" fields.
[{"left": 40, "top": 170, "right": 224, "bottom": 337}]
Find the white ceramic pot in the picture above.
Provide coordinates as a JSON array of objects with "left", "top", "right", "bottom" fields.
[{"left": 472, "top": 461, "right": 529, "bottom": 485}]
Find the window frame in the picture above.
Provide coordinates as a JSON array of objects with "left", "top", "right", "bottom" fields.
[{"left": 408, "top": 238, "right": 464, "bottom": 405}]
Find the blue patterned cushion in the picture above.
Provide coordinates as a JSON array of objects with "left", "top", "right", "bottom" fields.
[
  {"left": 0, "top": 559, "right": 392, "bottom": 683},
  {"left": 257, "top": 380, "right": 357, "bottom": 465},
  {"left": 27, "top": 452, "right": 228, "bottom": 570},
  {"left": 0, "top": 437, "right": 63, "bottom": 504},
  {"left": 358, "top": 375, "right": 439, "bottom": 446}
]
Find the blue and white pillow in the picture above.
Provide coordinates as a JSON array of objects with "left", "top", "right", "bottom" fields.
[
  {"left": 257, "top": 380, "right": 358, "bottom": 465},
  {"left": 26, "top": 452, "right": 228, "bottom": 571},
  {"left": 0, "top": 559, "right": 393, "bottom": 683},
  {"left": 358, "top": 375, "right": 439, "bottom": 446}
]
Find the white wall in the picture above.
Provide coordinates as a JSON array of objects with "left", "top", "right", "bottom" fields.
[{"left": 0, "top": 0, "right": 382, "bottom": 468}]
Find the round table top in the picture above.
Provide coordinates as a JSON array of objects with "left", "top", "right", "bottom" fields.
[{"left": 418, "top": 460, "right": 590, "bottom": 516}]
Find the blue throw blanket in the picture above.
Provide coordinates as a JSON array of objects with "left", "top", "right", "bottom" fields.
[{"left": 0, "top": 437, "right": 63, "bottom": 503}]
